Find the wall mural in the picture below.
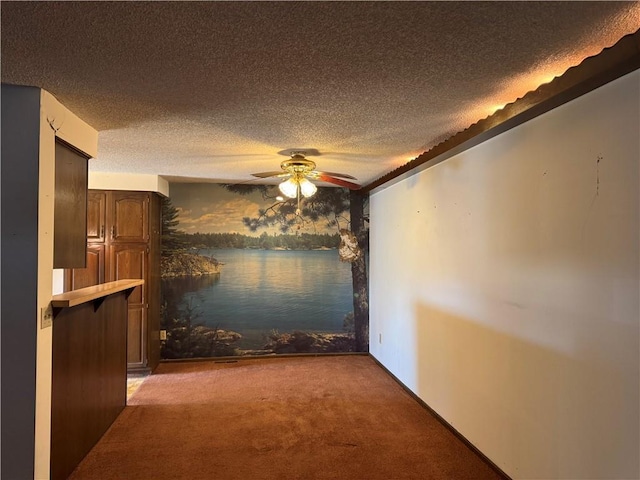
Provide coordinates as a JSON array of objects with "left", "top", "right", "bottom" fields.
[{"left": 160, "top": 183, "right": 369, "bottom": 359}]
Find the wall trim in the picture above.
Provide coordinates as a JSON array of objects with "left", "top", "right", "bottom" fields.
[
  {"left": 363, "top": 29, "right": 640, "bottom": 194},
  {"left": 369, "top": 353, "right": 512, "bottom": 480},
  {"left": 159, "top": 352, "right": 369, "bottom": 364}
]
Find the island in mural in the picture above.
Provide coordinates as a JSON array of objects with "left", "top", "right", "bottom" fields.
[{"left": 160, "top": 183, "right": 369, "bottom": 359}]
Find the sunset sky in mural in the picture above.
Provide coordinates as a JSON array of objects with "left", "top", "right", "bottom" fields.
[{"left": 169, "top": 183, "right": 341, "bottom": 236}]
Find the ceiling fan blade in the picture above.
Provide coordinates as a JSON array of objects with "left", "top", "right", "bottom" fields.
[
  {"left": 252, "top": 171, "right": 286, "bottom": 178},
  {"left": 317, "top": 174, "right": 360, "bottom": 190},
  {"left": 314, "top": 171, "right": 357, "bottom": 180}
]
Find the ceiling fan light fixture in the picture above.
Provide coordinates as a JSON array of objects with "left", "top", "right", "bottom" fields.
[
  {"left": 299, "top": 177, "right": 317, "bottom": 198},
  {"left": 255, "top": 151, "right": 357, "bottom": 199},
  {"left": 279, "top": 177, "right": 299, "bottom": 198}
]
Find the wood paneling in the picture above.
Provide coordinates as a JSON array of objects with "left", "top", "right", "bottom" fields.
[
  {"left": 50, "top": 292, "right": 128, "bottom": 480},
  {"left": 53, "top": 139, "right": 88, "bottom": 268}
]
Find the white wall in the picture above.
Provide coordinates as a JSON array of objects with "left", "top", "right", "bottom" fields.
[{"left": 369, "top": 70, "right": 639, "bottom": 479}]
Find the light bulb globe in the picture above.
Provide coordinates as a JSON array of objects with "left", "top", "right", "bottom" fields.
[
  {"left": 299, "top": 177, "right": 317, "bottom": 198},
  {"left": 279, "top": 178, "right": 298, "bottom": 198}
]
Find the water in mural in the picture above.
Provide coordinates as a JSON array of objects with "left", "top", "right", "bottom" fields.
[
  {"left": 163, "top": 249, "right": 352, "bottom": 347},
  {"left": 161, "top": 183, "right": 367, "bottom": 358}
]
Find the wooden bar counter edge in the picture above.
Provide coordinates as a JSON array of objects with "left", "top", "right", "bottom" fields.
[{"left": 51, "top": 279, "right": 144, "bottom": 308}]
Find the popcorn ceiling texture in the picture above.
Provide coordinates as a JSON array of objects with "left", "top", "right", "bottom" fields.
[{"left": 2, "top": 2, "right": 638, "bottom": 185}]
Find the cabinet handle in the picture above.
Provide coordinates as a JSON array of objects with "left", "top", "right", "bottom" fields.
[
  {"left": 100, "top": 225, "right": 104, "bottom": 238},
  {"left": 111, "top": 226, "right": 116, "bottom": 239}
]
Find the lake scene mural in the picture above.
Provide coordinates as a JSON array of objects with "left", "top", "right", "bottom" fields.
[{"left": 161, "top": 183, "right": 369, "bottom": 358}]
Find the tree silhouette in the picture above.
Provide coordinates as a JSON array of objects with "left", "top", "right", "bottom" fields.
[{"left": 161, "top": 196, "right": 187, "bottom": 256}]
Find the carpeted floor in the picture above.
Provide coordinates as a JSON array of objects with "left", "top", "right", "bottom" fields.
[
  {"left": 126, "top": 374, "right": 148, "bottom": 400},
  {"left": 69, "top": 355, "right": 503, "bottom": 480}
]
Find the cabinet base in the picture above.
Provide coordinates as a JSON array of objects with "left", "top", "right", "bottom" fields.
[{"left": 127, "top": 366, "right": 151, "bottom": 375}]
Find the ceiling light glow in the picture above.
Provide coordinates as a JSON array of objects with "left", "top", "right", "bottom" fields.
[
  {"left": 298, "top": 177, "right": 317, "bottom": 198},
  {"left": 278, "top": 177, "right": 299, "bottom": 198}
]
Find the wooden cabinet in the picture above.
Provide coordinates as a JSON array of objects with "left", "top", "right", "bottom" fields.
[
  {"left": 111, "top": 192, "right": 150, "bottom": 243},
  {"left": 65, "top": 190, "right": 161, "bottom": 372},
  {"left": 65, "top": 245, "right": 105, "bottom": 291},
  {"left": 86, "top": 191, "right": 106, "bottom": 243},
  {"left": 54, "top": 139, "right": 89, "bottom": 268},
  {"left": 110, "top": 243, "right": 148, "bottom": 367}
]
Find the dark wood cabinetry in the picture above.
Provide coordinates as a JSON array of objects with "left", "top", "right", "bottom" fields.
[
  {"left": 86, "top": 190, "right": 106, "bottom": 243},
  {"left": 110, "top": 243, "right": 148, "bottom": 367},
  {"left": 65, "top": 190, "right": 161, "bottom": 372},
  {"left": 65, "top": 245, "right": 105, "bottom": 291},
  {"left": 54, "top": 139, "right": 89, "bottom": 268},
  {"left": 111, "top": 192, "right": 150, "bottom": 243},
  {"left": 50, "top": 280, "right": 141, "bottom": 480}
]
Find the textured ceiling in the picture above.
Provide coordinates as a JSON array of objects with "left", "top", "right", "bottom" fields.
[{"left": 2, "top": 2, "right": 639, "bottom": 187}]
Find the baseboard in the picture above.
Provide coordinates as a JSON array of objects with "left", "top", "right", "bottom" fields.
[
  {"left": 160, "top": 351, "right": 369, "bottom": 364},
  {"left": 368, "top": 353, "right": 512, "bottom": 480},
  {"left": 127, "top": 366, "right": 151, "bottom": 375}
]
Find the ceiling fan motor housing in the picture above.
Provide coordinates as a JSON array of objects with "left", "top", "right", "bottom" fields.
[{"left": 281, "top": 155, "right": 316, "bottom": 175}]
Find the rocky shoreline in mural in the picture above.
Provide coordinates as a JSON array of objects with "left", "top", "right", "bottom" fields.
[
  {"left": 162, "top": 324, "right": 355, "bottom": 359},
  {"left": 160, "top": 253, "right": 222, "bottom": 278},
  {"left": 161, "top": 325, "right": 242, "bottom": 358},
  {"left": 261, "top": 331, "right": 355, "bottom": 354}
]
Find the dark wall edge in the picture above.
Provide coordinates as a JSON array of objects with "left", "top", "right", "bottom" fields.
[
  {"left": 1, "top": 84, "right": 41, "bottom": 479},
  {"left": 362, "top": 29, "right": 640, "bottom": 194}
]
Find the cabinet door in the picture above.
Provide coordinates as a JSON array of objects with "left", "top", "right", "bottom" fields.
[
  {"left": 110, "top": 192, "right": 149, "bottom": 243},
  {"left": 64, "top": 245, "right": 105, "bottom": 292},
  {"left": 87, "top": 191, "right": 107, "bottom": 243},
  {"left": 53, "top": 139, "right": 88, "bottom": 268},
  {"left": 126, "top": 306, "right": 146, "bottom": 367},
  {"left": 109, "top": 244, "right": 148, "bottom": 368}
]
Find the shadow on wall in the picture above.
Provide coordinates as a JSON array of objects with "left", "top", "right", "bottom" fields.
[{"left": 413, "top": 301, "right": 638, "bottom": 480}]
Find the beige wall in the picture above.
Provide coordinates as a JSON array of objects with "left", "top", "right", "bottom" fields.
[
  {"left": 37, "top": 91, "right": 98, "bottom": 479},
  {"left": 369, "top": 70, "right": 639, "bottom": 479},
  {"left": 88, "top": 171, "right": 169, "bottom": 196}
]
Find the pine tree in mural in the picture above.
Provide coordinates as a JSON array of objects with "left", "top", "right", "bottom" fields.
[
  {"left": 160, "top": 197, "right": 241, "bottom": 358},
  {"left": 223, "top": 185, "right": 370, "bottom": 352},
  {"left": 161, "top": 197, "right": 187, "bottom": 256}
]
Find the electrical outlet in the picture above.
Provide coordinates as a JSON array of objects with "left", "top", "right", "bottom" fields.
[
  {"left": 160, "top": 330, "right": 167, "bottom": 341},
  {"left": 41, "top": 304, "right": 53, "bottom": 329}
]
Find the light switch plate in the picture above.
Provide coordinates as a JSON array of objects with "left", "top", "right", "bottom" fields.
[{"left": 41, "top": 304, "right": 53, "bottom": 329}]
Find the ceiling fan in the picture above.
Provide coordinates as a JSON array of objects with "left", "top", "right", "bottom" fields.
[{"left": 251, "top": 152, "right": 360, "bottom": 200}]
